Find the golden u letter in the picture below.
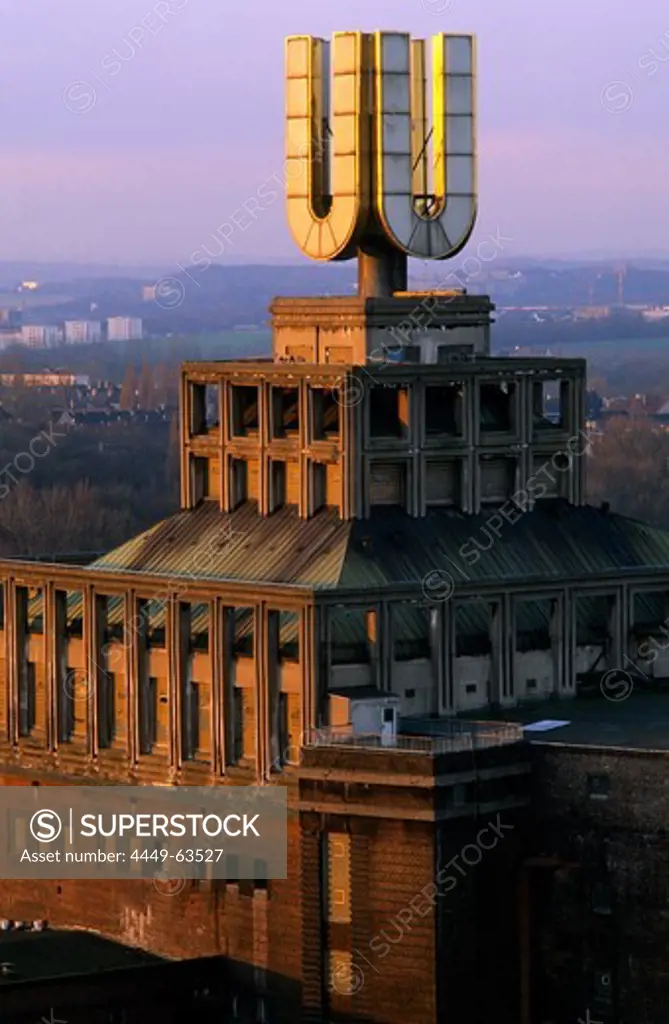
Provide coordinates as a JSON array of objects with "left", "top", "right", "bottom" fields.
[{"left": 285, "top": 31, "right": 477, "bottom": 263}]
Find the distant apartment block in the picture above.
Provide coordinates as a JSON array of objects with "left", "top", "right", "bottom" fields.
[
  {"left": 20, "top": 324, "right": 62, "bottom": 348},
  {"left": 0, "top": 372, "right": 90, "bottom": 387},
  {"left": 64, "top": 319, "right": 103, "bottom": 345},
  {"left": 0, "top": 308, "right": 22, "bottom": 333},
  {"left": 107, "top": 316, "right": 143, "bottom": 341}
]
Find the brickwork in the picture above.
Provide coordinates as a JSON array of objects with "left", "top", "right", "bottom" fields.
[{"left": 531, "top": 744, "right": 669, "bottom": 1024}]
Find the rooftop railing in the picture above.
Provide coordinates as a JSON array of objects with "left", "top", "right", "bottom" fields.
[{"left": 304, "top": 721, "right": 524, "bottom": 755}]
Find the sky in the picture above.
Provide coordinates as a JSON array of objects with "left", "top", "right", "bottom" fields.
[{"left": 0, "top": 0, "right": 668, "bottom": 266}]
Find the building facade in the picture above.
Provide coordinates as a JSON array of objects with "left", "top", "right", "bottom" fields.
[
  {"left": 107, "top": 316, "right": 143, "bottom": 342},
  {"left": 64, "top": 320, "right": 103, "bottom": 345},
  {"left": 0, "top": 26, "right": 668, "bottom": 1024}
]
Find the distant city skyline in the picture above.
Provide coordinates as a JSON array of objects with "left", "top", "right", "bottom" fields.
[{"left": 1, "top": 0, "right": 668, "bottom": 265}]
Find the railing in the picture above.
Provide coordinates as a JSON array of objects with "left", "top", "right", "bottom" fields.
[{"left": 304, "top": 721, "right": 524, "bottom": 755}]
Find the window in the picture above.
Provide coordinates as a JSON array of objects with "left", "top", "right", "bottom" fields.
[
  {"left": 533, "top": 379, "right": 569, "bottom": 431},
  {"left": 59, "top": 666, "right": 76, "bottom": 742},
  {"left": 594, "top": 969, "right": 613, "bottom": 1005},
  {"left": 592, "top": 882, "right": 612, "bottom": 915},
  {"left": 312, "top": 389, "right": 340, "bottom": 440},
  {"left": 140, "top": 677, "right": 158, "bottom": 755},
  {"left": 325, "top": 833, "right": 351, "bottom": 924},
  {"left": 271, "top": 387, "right": 299, "bottom": 438},
  {"left": 437, "top": 345, "right": 473, "bottom": 364},
  {"left": 425, "top": 384, "right": 462, "bottom": 436},
  {"left": 480, "top": 382, "right": 516, "bottom": 434},
  {"left": 231, "top": 385, "right": 259, "bottom": 436},
  {"left": 190, "top": 456, "right": 210, "bottom": 504},
  {"left": 233, "top": 687, "right": 244, "bottom": 763},
  {"left": 230, "top": 458, "right": 248, "bottom": 508},
  {"left": 587, "top": 774, "right": 611, "bottom": 799},
  {"left": 270, "top": 462, "right": 286, "bottom": 512},
  {"left": 369, "top": 385, "right": 410, "bottom": 439},
  {"left": 19, "top": 662, "right": 36, "bottom": 737},
  {"left": 465, "top": 683, "right": 478, "bottom": 694},
  {"left": 98, "top": 671, "right": 115, "bottom": 749},
  {"left": 312, "top": 463, "right": 327, "bottom": 512},
  {"left": 526, "top": 678, "right": 537, "bottom": 691},
  {"left": 183, "top": 681, "right": 200, "bottom": 760}
]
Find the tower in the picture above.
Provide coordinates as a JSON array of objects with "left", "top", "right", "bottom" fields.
[{"left": 6, "top": 25, "right": 669, "bottom": 1024}]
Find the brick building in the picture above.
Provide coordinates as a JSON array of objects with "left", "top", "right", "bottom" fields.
[{"left": 0, "top": 25, "right": 669, "bottom": 1024}]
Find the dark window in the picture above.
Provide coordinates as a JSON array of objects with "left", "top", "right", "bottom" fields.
[
  {"left": 272, "top": 387, "right": 299, "bottom": 438},
  {"left": 98, "top": 671, "right": 115, "bottom": 749},
  {"left": 185, "top": 681, "right": 200, "bottom": 760},
  {"left": 370, "top": 386, "right": 409, "bottom": 439},
  {"left": 425, "top": 384, "right": 462, "bottom": 436},
  {"left": 480, "top": 381, "right": 515, "bottom": 433},
  {"left": 533, "top": 379, "right": 569, "bottom": 430},
  {"left": 19, "top": 662, "right": 36, "bottom": 737},
  {"left": 230, "top": 458, "right": 248, "bottom": 508},
  {"left": 231, "top": 385, "right": 259, "bottom": 436},
  {"left": 465, "top": 683, "right": 478, "bottom": 694},
  {"left": 190, "top": 456, "right": 209, "bottom": 503},
  {"left": 526, "top": 678, "right": 537, "bottom": 690},
  {"left": 404, "top": 689, "right": 416, "bottom": 699},
  {"left": 204, "top": 384, "right": 220, "bottom": 430},
  {"left": 312, "top": 389, "right": 340, "bottom": 440},
  {"left": 233, "top": 687, "right": 244, "bottom": 762},
  {"left": 594, "top": 969, "right": 613, "bottom": 1004},
  {"left": 592, "top": 882, "right": 612, "bottom": 915},
  {"left": 60, "top": 667, "right": 75, "bottom": 742},
  {"left": 587, "top": 774, "right": 611, "bottom": 799},
  {"left": 140, "top": 677, "right": 158, "bottom": 755},
  {"left": 270, "top": 462, "right": 286, "bottom": 511}
]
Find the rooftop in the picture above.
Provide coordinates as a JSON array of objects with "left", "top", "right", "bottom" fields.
[
  {"left": 0, "top": 928, "right": 162, "bottom": 985},
  {"left": 88, "top": 499, "right": 669, "bottom": 593},
  {"left": 481, "top": 691, "right": 669, "bottom": 753},
  {"left": 306, "top": 720, "right": 524, "bottom": 755}
]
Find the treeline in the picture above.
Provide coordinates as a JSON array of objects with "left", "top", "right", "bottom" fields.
[
  {"left": 0, "top": 418, "right": 180, "bottom": 558},
  {"left": 587, "top": 416, "right": 669, "bottom": 528}
]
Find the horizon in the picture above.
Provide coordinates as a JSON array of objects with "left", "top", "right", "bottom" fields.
[{"left": 2, "top": 0, "right": 669, "bottom": 266}]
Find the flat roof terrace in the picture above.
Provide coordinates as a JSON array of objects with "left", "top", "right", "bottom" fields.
[{"left": 477, "top": 691, "right": 669, "bottom": 752}]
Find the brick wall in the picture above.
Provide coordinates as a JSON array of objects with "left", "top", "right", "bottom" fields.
[{"left": 531, "top": 744, "right": 669, "bottom": 1023}]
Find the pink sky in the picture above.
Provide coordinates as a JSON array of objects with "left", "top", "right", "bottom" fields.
[{"left": 0, "top": 0, "right": 667, "bottom": 264}]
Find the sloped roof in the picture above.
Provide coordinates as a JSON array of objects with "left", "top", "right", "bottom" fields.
[{"left": 87, "top": 499, "right": 669, "bottom": 593}]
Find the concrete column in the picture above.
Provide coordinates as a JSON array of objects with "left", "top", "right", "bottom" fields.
[
  {"left": 124, "top": 591, "right": 138, "bottom": 765},
  {"left": 179, "top": 373, "right": 190, "bottom": 510},
  {"left": 489, "top": 599, "right": 504, "bottom": 707},
  {"left": 504, "top": 593, "right": 516, "bottom": 704},
  {"left": 442, "top": 598, "right": 455, "bottom": 714},
  {"left": 607, "top": 589, "right": 626, "bottom": 671},
  {"left": 82, "top": 585, "right": 97, "bottom": 757},
  {"left": 563, "top": 588, "right": 576, "bottom": 693},
  {"left": 264, "top": 609, "right": 281, "bottom": 776},
  {"left": 4, "top": 579, "right": 17, "bottom": 745},
  {"left": 53, "top": 589, "right": 68, "bottom": 746},
  {"left": 300, "top": 604, "right": 318, "bottom": 739},
  {"left": 254, "top": 603, "right": 268, "bottom": 782},
  {"left": 429, "top": 603, "right": 444, "bottom": 716},
  {"left": 14, "top": 585, "right": 29, "bottom": 742},
  {"left": 366, "top": 607, "right": 382, "bottom": 691},
  {"left": 258, "top": 382, "right": 269, "bottom": 517}
]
